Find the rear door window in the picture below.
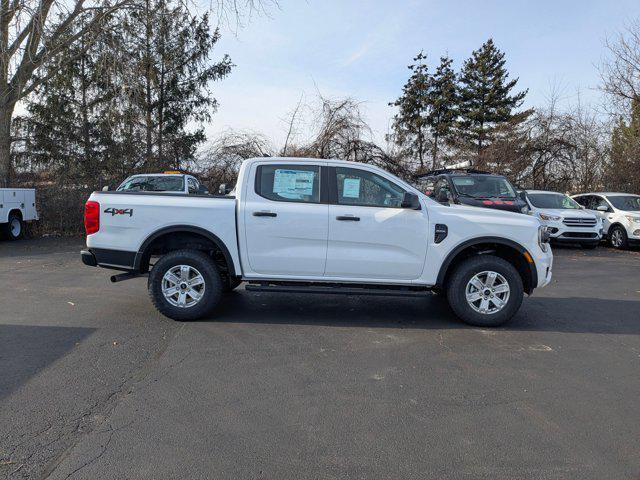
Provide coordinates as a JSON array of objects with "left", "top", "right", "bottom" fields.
[{"left": 256, "top": 164, "right": 321, "bottom": 203}]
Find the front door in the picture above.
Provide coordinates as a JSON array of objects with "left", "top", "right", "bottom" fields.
[
  {"left": 243, "top": 162, "right": 329, "bottom": 277},
  {"left": 325, "top": 166, "right": 429, "bottom": 281}
]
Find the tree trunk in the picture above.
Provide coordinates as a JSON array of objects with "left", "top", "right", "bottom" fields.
[{"left": 0, "top": 105, "right": 14, "bottom": 187}]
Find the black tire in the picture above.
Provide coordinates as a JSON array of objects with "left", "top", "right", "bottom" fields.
[
  {"left": 2, "top": 212, "right": 24, "bottom": 240},
  {"left": 580, "top": 242, "right": 599, "bottom": 250},
  {"left": 608, "top": 226, "right": 629, "bottom": 250},
  {"left": 148, "top": 249, "right": 223, "bottom": 321},
  {"left": 445, "top": 255, "right": 524, "bottom": 328},
  {"left": 224, "top": 276, "right": 242, "bottom": 292}
]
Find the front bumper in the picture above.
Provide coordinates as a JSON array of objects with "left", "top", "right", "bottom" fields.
[
  {"left": 544, "top": 220, "right": 602, "bottom": 244},
  {"left": 533, "top": 247, "right": 553, "bottom": 289}
]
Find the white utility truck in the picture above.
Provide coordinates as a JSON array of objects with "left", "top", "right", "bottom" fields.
[
  {"left": 0, "top": 188, "right": 38, "bottom": 240},
  {"left": 81, "top": 157, "right": 553, "bottom": 327}
]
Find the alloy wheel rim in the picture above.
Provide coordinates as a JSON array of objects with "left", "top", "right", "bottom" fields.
[
  {"left": 162, "top": 265, "right": 205, "bottom": 308},
  {"left": 10, "top": 218, "right": 20, "bottom": 237},
  {"left": 465, "top": 270, "right": 510, "bottom": 315},
  {"left": 611, "top": 230, "right": 623, "bottom": 247}
]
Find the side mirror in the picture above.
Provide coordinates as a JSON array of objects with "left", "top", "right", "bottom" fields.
[
  {"left": 518, "top": 191, "right": 527, "bottom": 201},
  {"left": 218, "top": 183, "right": 232, "bottom": 195},
  {"left": 102, "top": 185, "right": 110, "bottom": 191},
  {"left": 197, "top": 185, "right": 209, "bottom": 195},
  {"left": 401, "top": 192, "right": 421, "bottom": 210},
  {"left": 596, "top": 205, "right": 608, "bottom": 212}
]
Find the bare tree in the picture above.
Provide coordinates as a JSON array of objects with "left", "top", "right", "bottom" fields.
[
  {"left": 197, "top": 129, "right": 273, "bottom": 188},
  {"left": 600, "top": 19, "right": 640, "bottom": 112},
  {"left": 0, "top": 0, "right": 272, "bottom": 185}
]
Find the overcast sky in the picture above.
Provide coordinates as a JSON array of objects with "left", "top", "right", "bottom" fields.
[{"left": 206, "top": 0, "right": 640, "bottom": 147}]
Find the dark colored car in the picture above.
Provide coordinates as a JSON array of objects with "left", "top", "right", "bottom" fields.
[{"left": 414, "top": 169, "right": 528, "bottom": 214}]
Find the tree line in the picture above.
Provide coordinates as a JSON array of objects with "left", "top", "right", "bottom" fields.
[{"left": 2, "top": 4, "right": 639, "bottom": 233}]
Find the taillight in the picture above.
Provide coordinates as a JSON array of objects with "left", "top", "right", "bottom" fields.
[{"left": 84, "top": 200, "right": 100, "bottom": 235}]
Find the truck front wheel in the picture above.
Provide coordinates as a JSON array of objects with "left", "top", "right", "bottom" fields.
[
  {"left": 446, "top": 255, "right": 524, "bottom": 328},
  {"left": 148, "top": 249, "right": 223, "bottom": 321}
]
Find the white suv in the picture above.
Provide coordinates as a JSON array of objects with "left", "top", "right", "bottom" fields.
[
  {"left": 524, "top": 190, "right": 602, "bottom": 249},
  {"left": 572, "top": 193, "right": 640, "bottom": 249}
]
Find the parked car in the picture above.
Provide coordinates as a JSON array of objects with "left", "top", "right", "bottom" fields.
[
  {"left": 415, "top": 168, "right": 528, "bottom": 214},
  {"left": 114, "top": 172, "right": 208, "bottom": 195},
  {"left": 81, "top": 157, "right": 553, "bottom": 327},
  {"left": 523, "top": 190, "right": 602, "bottom": 249},
  {"left": 0, "top": 188, "right": 38, "bottom": 240},
  {"left": 572, "top": 192, "right": 640, "bottom": 249}
]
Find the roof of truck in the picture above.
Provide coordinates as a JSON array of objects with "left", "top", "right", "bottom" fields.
[{"left": 573, "top": 192, "right": 640, "bottom": 197}]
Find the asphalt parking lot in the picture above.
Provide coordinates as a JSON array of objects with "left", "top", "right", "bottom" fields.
[{"left": 1, "top": 238, "right": 639, "bottom": 480}]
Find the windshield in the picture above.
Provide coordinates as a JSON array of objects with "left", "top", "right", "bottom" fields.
[
  {"left": 607, "top": 195, "right": 640, "bottom": 211},
  {"left": 451, "top": 175, "right": 516, "bottom": 198},
  {"left": 527, "top": 193, "right": 580, "bottom": 209},
  {"left": 117, "top": 176, "right": 184, "bottom": 192}
]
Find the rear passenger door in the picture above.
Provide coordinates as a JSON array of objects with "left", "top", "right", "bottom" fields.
[{"left": 243, "top": 163, "right": 329, "bottom": 277}]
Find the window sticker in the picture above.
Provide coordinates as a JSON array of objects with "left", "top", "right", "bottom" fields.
[
  {"left": 343, "top": 178, "right": 361, "bottom": 198},
  {"left": 273, "top": 169, "right": 315, "bottom": 197}
]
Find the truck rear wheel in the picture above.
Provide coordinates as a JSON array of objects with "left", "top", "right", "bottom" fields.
[
  {"left": 148, "top": 249, "right": 223, "bottom": 321},
  {"left": 2, "top": 212, "right": 23, "bottom": 240},
  {"left": 446, "top": 255, "right": 523, "bottom": 328}
]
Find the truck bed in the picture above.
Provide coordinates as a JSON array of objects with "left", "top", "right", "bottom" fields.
[{"left": 85, "top": 191, "right": 240, "bottom": 273}]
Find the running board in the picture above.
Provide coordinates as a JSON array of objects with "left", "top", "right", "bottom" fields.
[{"left": 245, "top": 283, "right": 432, "bottom": 297}]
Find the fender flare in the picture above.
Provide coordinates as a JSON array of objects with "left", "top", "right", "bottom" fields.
[
  {"left": 436, "top": 236, "right": 538, "bottom": 292},
  {"left": 134, "top": 225, "right": 236, "bottom": 277}
]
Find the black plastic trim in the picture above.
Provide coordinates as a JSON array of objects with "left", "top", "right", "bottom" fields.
[
  {"left": 81, "top": 249, "right": 97, "bottom": 267},
  {"left": 436, "top": 236, "right": 538, "bottom": 293},
  {"left": 90, "top": 248, "right": 137, "bottom": 270},
  {"left": 134, "top": 225, "right": 236, "bottom": 277}
]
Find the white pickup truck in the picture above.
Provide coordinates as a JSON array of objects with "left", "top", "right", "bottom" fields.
[{"left": 81, "top": 157, "right": 553, "bottom": 327}]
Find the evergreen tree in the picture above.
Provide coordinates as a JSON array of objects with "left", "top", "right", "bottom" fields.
[
  {"left": 457, "top": 39, "right": 529, "bottom": 158},
  {"left": 121, "top": 0, "right": 232, "bottom": 170},
  {"left": 389, "top": 52, "right": 431, "bottom": 171},
  {"left": 426, "top": 56, "right": 457, "bottom": 167}
]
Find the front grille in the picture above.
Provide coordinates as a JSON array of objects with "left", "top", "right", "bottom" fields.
[
  {"left": 562, "top": 217, "right": 597, "bottom": 227},
  {"left": 561, "top": 232, "right": 598, "bottom": 239}
]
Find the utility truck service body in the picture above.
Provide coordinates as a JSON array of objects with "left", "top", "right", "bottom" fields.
[
  {"left": 82, "top": 157, "right": 553, "bottom": 327},
  {"left": 0, "top": 188, "right": 38, "bottom": 240}
]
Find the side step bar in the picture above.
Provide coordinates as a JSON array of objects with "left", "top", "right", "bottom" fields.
[{"left": 245, "top": 283, "right": 432, "bottom": 297}]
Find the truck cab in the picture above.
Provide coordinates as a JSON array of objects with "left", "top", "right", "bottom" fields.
[{"left": 82, "top": 157, "right": 553, "bottom": 327}]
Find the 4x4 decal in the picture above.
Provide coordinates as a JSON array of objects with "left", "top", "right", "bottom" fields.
[{"left": 104, "top": 207, "right": 133, "bottom": 217}]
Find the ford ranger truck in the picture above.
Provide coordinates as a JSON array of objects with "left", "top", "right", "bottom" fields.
[{"left": 81, "top": 157, "right": 553, "bottom": 327}]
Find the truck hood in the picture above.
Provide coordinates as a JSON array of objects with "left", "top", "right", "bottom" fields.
[{"left": 438, "top": 202, "right": 542, "bottom": 227}]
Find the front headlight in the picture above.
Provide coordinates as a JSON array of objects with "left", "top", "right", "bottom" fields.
[
  {"left": 538, "top": 225, "right": 550, "bottom": 252},
  {"left": 538, "top": 213, "right": 561, "bottom": 222},
  {"left": 625, "top": 215, "right": 640, "bottom": 224}
]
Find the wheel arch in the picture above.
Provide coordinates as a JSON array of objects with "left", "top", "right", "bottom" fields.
[
  {"left": 436, "top": 236, "right": 538, "bottom": 295},
  {"left": 134, "top": 225, "right": 236, "bottom": 278}
]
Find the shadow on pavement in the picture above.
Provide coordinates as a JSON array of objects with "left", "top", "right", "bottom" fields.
[
  {"left": 0, "top": 324, "right": 95, "bottom": 399},
  {"left": 205, "top": 291, "right": 640, "bottom": 335}
]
